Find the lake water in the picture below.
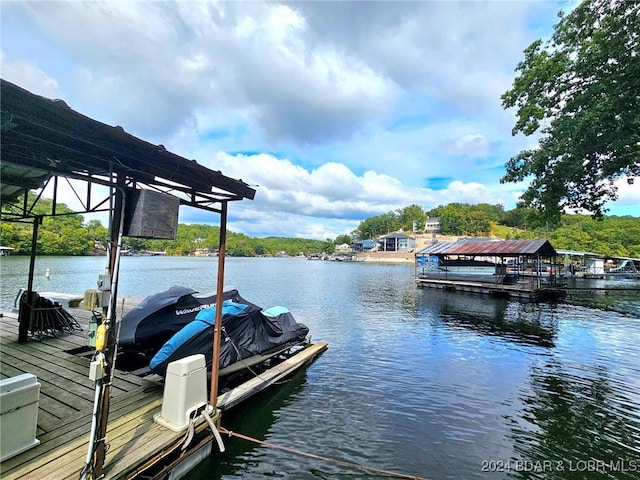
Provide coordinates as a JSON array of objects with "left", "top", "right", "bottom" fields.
[{"left": 1, "top": 256, "right": 639, "bottom": 479}]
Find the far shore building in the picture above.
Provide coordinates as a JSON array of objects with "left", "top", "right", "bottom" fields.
[
  {"left": 424, "top": 217, "right": 441, "bottom": 234},
  {"left": 351, "top": 239, "right": 377, "bottom": 252},
  {"left": 334, "top": 243, "right": 351, "bottom": 254},
  {"left": 378, "top": 232, "right": 416, "bottom": 252}
]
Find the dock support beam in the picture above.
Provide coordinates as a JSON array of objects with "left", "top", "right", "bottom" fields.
[
  {"left": 89, "top": 176, "right": 125, "bottom": 479},
  {"left": 209, "top": 201, "right": 228, "bottom": 409},
  {"left": 18, "top": 216, "right": 42, "bottom": 343}
]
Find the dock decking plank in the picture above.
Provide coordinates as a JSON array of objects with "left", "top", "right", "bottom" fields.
[
  {"left": 0, "top": 321, "right": 149, "bottom": 391},
  {"left": 0, "top": 385, "right": 162, "bottom": 475},
  {"left": 0, "top": 316, "right": 87, "bottom": 350},
  {"left": 1, "top": 397, "right": 165, "bottom": 480},
  {"left": 38, "top": 385, "right": 162, "bottom": 445},
  {"left": 1, "top": 304, "right": 327, "bottom": 480},
  {"left": 0, "top": 338, "right": 132, "bottom": 396},
  {"left": 0, "top": 350, "right": 103, "bottom": 410},
  {"left": 218, "top": 342, "right": 329, "bottom": 410}
]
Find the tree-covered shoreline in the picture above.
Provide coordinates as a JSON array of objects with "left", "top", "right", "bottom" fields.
[
  {"left": 357, "top": 203, "right": 640, "bottom": 258},
  {"left": 2, "top": 197, "right": 639, "bottom": 258}
]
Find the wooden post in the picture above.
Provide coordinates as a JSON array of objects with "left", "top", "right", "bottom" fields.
[{"left": 210, "top": 201, "right": 228, "bottom": 408}]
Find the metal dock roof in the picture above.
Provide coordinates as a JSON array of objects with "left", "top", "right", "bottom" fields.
[{"left": 416, "top": 239, "right": 557, "bottom": 257}]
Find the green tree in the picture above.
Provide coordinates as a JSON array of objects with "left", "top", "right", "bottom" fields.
[
  {"left": 334, "top": 234, "right": 353, "bottom": 245},
  {"left": 502, "top": 205, "right": 536, "bottom": 229},
  {"left": 85, "top": 219, "right": 108, "bottom": 240},
  {"left": 357, "top": 211, "right": 401, "bottom": 239},
  {"left": 501, "top": 0, "right": 640, "bottom": 224},
  {"left": 123, "top": 237, "right": 150, "bottom": 253},
  {"left": 321, "top": 238, "right": 334, "bottom": 253},
  {"left": 429, "top": 203, "right": 498, "bottom": 236},
  {"left": 397, "top": 204, "right": 426, "bottom": 232},
  {"left": 226, "top": 234, "right": 256, "bottom": 257},
  {"left": 1, "top": 193, "right": 97, "bottom": 255},
  {"left": 0, "top": 221, "right": 24, "bottom": 252}
]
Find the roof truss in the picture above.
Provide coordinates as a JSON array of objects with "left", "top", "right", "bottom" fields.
[{"left": 1, "top": 79, "right": 255, "bottom": 220}]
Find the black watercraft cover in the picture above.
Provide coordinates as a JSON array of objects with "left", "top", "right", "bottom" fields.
[
  {"left": 149, "top": 302, "right": 309, "bottom": 376},
  {"left": 119, "top": 286, "right": 256, "bottom": 353}
]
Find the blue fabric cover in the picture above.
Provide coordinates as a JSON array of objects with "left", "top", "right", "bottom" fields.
[
  {"left": 262, "top": 306, "right": 289, "bottom": 317},
  {"left": 150, "top": 301, "right": 248, "bottom": 371},
  {"left": 148, "top": 296, "right": 309, "bottom": 377}
]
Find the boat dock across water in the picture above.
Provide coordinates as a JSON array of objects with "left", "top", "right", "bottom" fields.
[
  {"left": 415, "top": 277, "right": 566, "bottom": 301},
  {"left": 415, "top": 239, "right": 568, "bottom": 301}
]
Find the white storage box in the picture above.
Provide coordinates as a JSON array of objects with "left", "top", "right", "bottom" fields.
[
  {"left": 0, "top": 373, "right": 41, "bottom": 462},
  {"left": 154, "top": 354, "right": 208, "bottom": 432}
]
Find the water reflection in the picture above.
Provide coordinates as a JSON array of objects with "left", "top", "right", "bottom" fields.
[
  {"left": 415, "top": 289, "right": 557, "bottom": 347},
  {"left": 184, "top": 369, "right": 309, "bottom": 479},
  {"left": 564, "top": 277, "right": 640, "bottom": 317},
  {"left": 508, "top": 359, "right": 640, "bottom": 480}
]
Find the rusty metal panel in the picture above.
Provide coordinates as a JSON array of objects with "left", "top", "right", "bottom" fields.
[{"left": 416, "top": 239, "right": 557, "bottom": 257}]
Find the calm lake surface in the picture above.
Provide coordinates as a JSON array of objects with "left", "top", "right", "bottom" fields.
[{"left": 1, "top": 256, "right": 639, "bottom": 479}]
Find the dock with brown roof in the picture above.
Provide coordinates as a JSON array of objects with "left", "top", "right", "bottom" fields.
[{"left": 415, "top": 239, "right": 567, "bottom": 301}]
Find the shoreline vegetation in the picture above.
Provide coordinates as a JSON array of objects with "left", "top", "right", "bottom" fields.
[{"left": 1, "top": 197, "right": 639, "bottom": 260}]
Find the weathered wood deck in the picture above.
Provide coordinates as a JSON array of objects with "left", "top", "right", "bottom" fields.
[
  {"left": 0, "top": 303, "right": 169, "bottom": 479},
  {"left": 0, "top": 301, "right": 328, "bottom": 479}
]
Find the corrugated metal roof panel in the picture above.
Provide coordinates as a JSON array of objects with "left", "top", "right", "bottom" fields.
[
  {"left": 0, "top": 79, "right": 256, "bottom": 205},
  {"left": 416, "top": 239, "right": 557, "bottom": 257}
]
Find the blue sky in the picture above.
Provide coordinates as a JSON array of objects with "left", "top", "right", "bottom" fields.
[{"left": 2, "top": 1, "right": 638, "bottom": 239}]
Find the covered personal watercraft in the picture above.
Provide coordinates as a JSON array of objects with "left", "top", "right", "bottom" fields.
[
  {"left": 119, "top": 286, "right": 257, "bottom": 355},
  {"left": 149, "top": 301, "right": 309, "bottom": 376},
  {"left": 118, "top": 286, "right": 309, "bottom": 377}
]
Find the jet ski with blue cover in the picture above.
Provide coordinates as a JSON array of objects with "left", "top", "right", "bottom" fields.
[
  {"left": 119, "top": 286, "right": 257, "bottom": 356},
  {"left": 149, "top": 300, "right": 310, "bottom": 377}
]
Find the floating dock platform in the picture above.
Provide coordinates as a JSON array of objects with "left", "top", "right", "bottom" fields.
[
  {"left": 0, "top": 301, "right": 327, "bottom": 479},
  {"left": 415, "top": 277, "right": 567, "bottom": 301}
]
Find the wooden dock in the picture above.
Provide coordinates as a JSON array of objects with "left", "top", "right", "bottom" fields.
[
  {"left": 415, "top": 277, "right": 567, "bottom": 301},
  {"left": 0, "top": 302, "right": 327, "bottom": 479}
]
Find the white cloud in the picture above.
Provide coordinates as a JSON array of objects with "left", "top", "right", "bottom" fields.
[
  {"left": 441, "top": 133, "right": 493, "bottom": 158},
  {"left": 2, "top": 1, "right": 636, "bottom": 240},
  {"left": 177, "top": 151, "right": 517, "bottom": 238},
  {"left": 0, "top": 52, "right": 60, "bottom": 98},
  {"left": 613, "top": 177, "right": 640, "bottom": 207},
  {"left": 208, "top": 152, "right": 411, "bottom": 219},
  {"left": 8, "top": 1, "right": 395, "bottom": 143}
]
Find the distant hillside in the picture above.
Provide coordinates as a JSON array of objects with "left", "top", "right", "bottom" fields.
[{"left": 3, "top": 196, "right": 639, "bottom": 258}]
